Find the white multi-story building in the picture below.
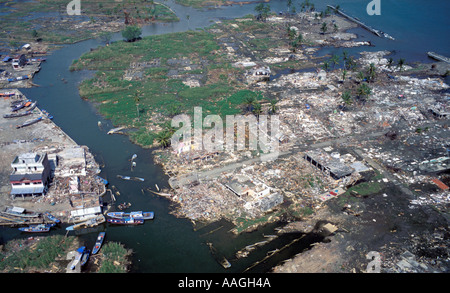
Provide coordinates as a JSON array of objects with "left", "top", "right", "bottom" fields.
[{"left": 9, "top": 152, "right": 51, "bottom": 199}]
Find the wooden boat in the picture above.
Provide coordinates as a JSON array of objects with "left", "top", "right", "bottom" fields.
[
  {"left": 3, "top": 101, "right": 37, "bottom": 118},
  {"left": 107, "top": 211, "right": 154, "bottom": 220},
  {"left": 96, "top": 176, "right": 108, "bottom": 186},
  {"left": 3, "top": 206, "right": 40, "bottom": 218},
  {"left": 4, "top": 111, "right": 32, "bottom": 118},
  {"left": 0, "top": 91, "right": 16, "bottom": 97},
  {"left": 42, "top": 109, "right": 53, "bottom": 119},
  {"left": 107, "top": 217, "right": 144, "bottom": 225},
  {"left": 18, "top": 223, "right": 55, "bottom": 233},
  {"left": 66, "top": 215, "right": 105, "bottom": 231},
  {"left": 80, "top": 249, "right": 91, "bottom": 267},
  {"left": 71, "top": 246, "right": 86, "bottom": 270},
  {"left": 44, "top": 212, "right": 61, "bottom": 223},
  {"left": 8, "top": 75, "right": 29, "bottom": 82},
  {"left": 16, "top": 116, "right": 42, "bottom": 129},
  {"left": 117, "top": 175, "right": 144, "bottom": 182},
  {"left": 92, "top": 232, "right": 106, "bottom": 255},
  {"left": 11, "top": 101, "right": 27, "bottom": 112}
]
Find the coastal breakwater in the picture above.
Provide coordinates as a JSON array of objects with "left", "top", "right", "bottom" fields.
[
  {"left": 0, "top": 89, "right": 106, "bottom": 226},
  {"left": 327, "top": 5, "right": 394, "bottom": 40}
]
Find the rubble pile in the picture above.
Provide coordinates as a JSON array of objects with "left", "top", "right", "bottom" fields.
[{"left": 381, "top": 228, "right": 449, "bottom": 273}]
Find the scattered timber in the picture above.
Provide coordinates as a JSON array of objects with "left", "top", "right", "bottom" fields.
[{"left": 243, "top": 234, "right": 306, "bottom": 272}]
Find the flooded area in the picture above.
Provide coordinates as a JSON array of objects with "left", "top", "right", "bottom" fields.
[{"left": 0, "top": 0, "right": 449, "bottom": 274}]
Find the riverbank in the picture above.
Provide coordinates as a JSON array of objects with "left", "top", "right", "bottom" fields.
[{"left": 0, "top": 89, "right": 106, "bottom": 225}]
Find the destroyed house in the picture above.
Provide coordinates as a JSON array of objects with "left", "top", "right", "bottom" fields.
[
  {"left": 304, "top": 150, "right": 354, "bottom": 180},
  {"left": 225, "top": 179, "right": 252, "bottom": 197},
  {"left": 12, "top": 54, "right": 27, "bottom": 69},
  {"left": 10, "top": 152, "right": 51, "bottom": 198},
  {"left": 429, "top": 104, "right": 449, "bottom": 119}
]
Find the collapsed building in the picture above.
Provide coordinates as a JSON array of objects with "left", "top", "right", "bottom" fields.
[
  {"left": 246, "top": 65, "right": 271, "bottom": 83},
  {"left": 224, "top": 174, "right": 283, "bottom": 213},
  {"left": 303, "top": 149, "right": 355, "bottom": 180}
]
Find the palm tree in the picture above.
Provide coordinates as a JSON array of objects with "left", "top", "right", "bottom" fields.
[
  {"left": 342, "top": 69, "right": 347, "bottom": 82},
  {"left": 269, "top": 99, "right": 278, "bottom": 114},
  {"left": 341, "top": 90, "right": 352, "bottom": 105},
  {"left": 242, "top": 95, "right": 256, "bottom": 113},
  {"left": 287, "top": 27, "right": 296, "bottom": 41},
  {"left": 321, "top": 22, "right": 328, "bottom": 34},
  {"left": 330, "top": 54, "right": 340, "bottom": 70},
  {"left": 322, "top": 60, "right": 330, "bottom": 72},
  {"left": 345, "top": 56, "right": 357, "bottom": 70},
  {"left": 398, "top": 58, "right": 405, "bottom": 71},
  {"left": 387, "top": 57, "right": 394, "bottom": 68},
  {"left": 357, "top": 83, "right": 371, "bottom": 102},
  {"left": 155, "top": 129, "right": 172, "bottom": 148},
  {"left": 291, "top": 33, "right": 303, "bottom": 52},
  {"left": 367, "top": 63, "right": 376, "bottom": 81},
  {"left": 357, "top": 71, "right": 366, "bottom": 82},
  {"left": 252, "top": 101, "right": 262, "bottom": 117}
]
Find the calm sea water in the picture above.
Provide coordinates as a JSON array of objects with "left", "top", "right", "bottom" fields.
[{"left": 0, "top": 0, "right": 448, "bottom": 273}]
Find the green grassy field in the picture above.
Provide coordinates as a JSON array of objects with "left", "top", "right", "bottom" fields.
[{"left": 72, "top": 28, "right": 266, "bottom": 147}]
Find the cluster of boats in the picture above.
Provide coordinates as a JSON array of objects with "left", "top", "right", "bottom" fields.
[
  {"left": 2, "top": 96, "right": 53, "bottom": 128},
  {"left": 12, "top": 211, "right": 61, "bottom": 233},
  {"left": 70, "top": 232, "right": 106, "bottom": 270},
  {"left": 3, "top": 99, "right": 37, "bottom": 118}
]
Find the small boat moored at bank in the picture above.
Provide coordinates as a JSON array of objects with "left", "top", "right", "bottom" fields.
[
  {"left": 92, "top": 232, "right": 106, "bottom": 255},
  {"left": 107, "top": 211, "right": 154, "bottom": 220},
  {"left": 18, "top": 223, "right": 55, "bottom": 233},
  {"left": 80, "top": 249, "right": 91, "bottom": 267},
  {"left": 44, "top": 212, "right": 61, "bottom": 223},
  {"left": 107, "top": 217, "right": 144, "bottom": 225}
]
